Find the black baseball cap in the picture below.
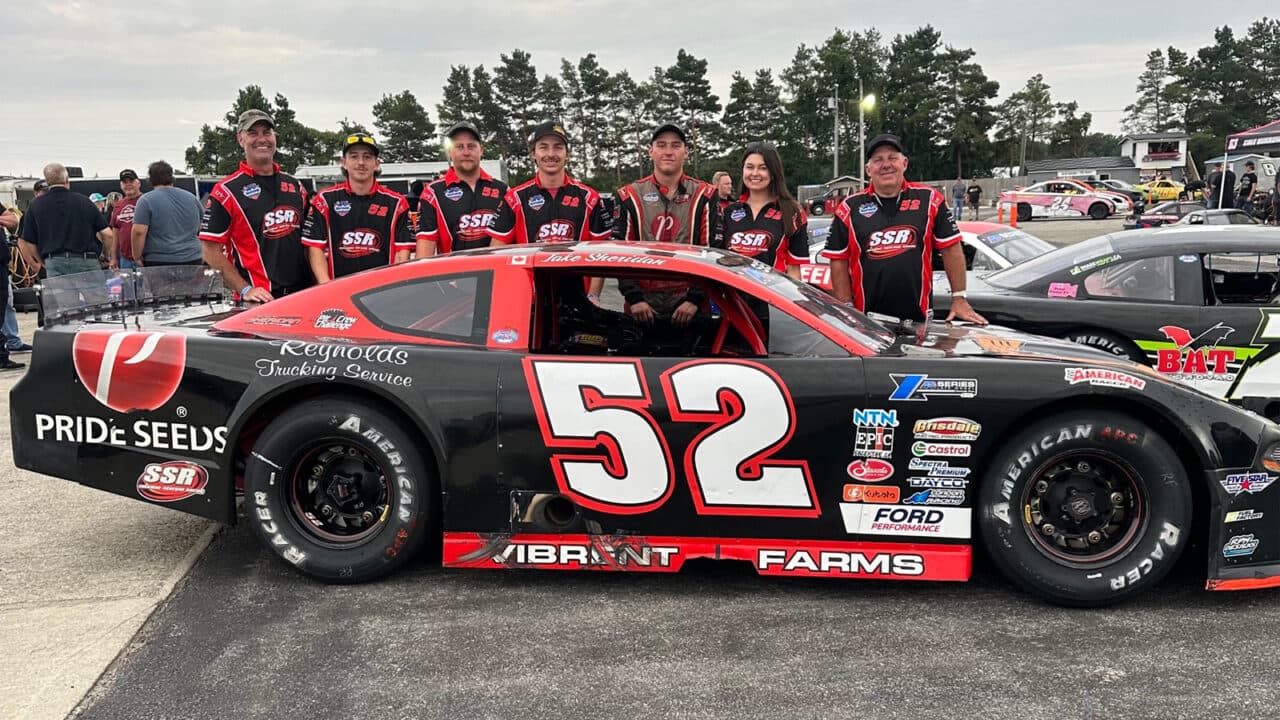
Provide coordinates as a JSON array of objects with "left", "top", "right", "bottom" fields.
[
  {"left": 866, "top": 134, "right": 906, "bottom": 158},
  {"left": 528, "top": 121, "right": 570, "bottom": 147},
  {"left": 650, "top": 123, "right": 687, "bottom": 143},
  {"left": 119, "top": 168, "right": 138, "bottom": 181},
  {"left": 446, "top": 120, "right": 483, "bottom": 142},
  {"left": 342, "top": 133, "right": 380, "bottom": 156}
]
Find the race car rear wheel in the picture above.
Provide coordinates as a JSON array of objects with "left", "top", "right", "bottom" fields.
[
  {"left": 978, "top": 411, "right": 1191, "bottom": 607},
  {"left": 244, "top": 397, "right": 433, "bottom": 583},
  {"left": 1088, "top": 202, "right": 1110, "bottom": 220},
  {"left": 1016, "top": 203, "right": 1032, "bottom": 222},
  {"left": 1061, "top": 330, "right": 1146, "bottom": 364}
]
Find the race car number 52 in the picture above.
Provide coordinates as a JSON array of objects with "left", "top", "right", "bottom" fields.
[{"left": 525, "top": 358, "right": 819, "bottom": 518}]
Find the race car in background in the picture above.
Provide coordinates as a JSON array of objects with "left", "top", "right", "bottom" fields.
[
  {"left": 1084, "top": 178, "right": 1148, "bottom": 213},
  {"left": 998, "top": 180, "right": 1128, "bottom": 222},
  {"left": 1135, "top": 178, "right": 1187, "bottom": 202},
  {"left": 1123, "top": 200, "right": 1206, "bottom": 230},
  {"left": 933, "top": 225, "right": 1280, "bottom": 421}
]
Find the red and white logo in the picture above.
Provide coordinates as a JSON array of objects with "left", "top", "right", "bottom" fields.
[
  {"left": 262, "top": 206, "right": 301, "bottom": 239},
  {"left": 847, "top": 458, "right": 893, "bottom": 482},
  {"left": 72, "top": 330, "right": 187, "bottom": 412},
  {"left": 865, "top": 226, "right": 918, "bottom": 260},
  {"left": 339, "top": 229, "right": 383, "bottom": 258},
  {"left": 728, "top": 231, "right": 772, "bottom": 257},
  {"left": 458, "top": 210, "right": 497, "bottom": 241},
  {"left": 537, "top": 220, "right": 576, "bottom": 241},
  {"left": 800, "top": 263, "right": 831, "bottom": 289},
  {"left": 136, "top": 461, "right": 208, "bottom": 502}
]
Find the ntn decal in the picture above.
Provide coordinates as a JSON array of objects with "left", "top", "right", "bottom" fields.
[{"left": 442, "top": 533, "right": 970, "bottom": 581}]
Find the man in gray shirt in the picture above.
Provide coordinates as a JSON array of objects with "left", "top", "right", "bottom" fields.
[{"left": 131, "top": 160, "right": 203, "bottom": 266}]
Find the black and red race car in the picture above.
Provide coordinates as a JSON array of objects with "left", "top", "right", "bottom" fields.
[{"left": 11, "top": 250, "right": 1280, "bottom": 607}]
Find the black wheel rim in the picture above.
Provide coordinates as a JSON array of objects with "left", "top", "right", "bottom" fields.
[
  {"left": 286, "top": 439, "right": 391, "bottom": 547},
  {"left": 1020, "top": 450, "right": 1145, "bottom": 567}
]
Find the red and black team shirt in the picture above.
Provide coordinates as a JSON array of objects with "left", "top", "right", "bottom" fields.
[
  {"left": 487, "top": 174, "right": 612, "bottom": 245},
  {"left": 200, "top": 161, "right": 311, "bottom": 295},
  {"left": 301, "top": 182, "right": 413, "bottom": 279},
  {"left": 416, "top": 168, "right": 509, "bottom": 253},
  {"left": 822, "top": 182, "right": 960, "bottom": 322},
  {"left": 715, "top": 199, "right": 810, "bottom": 272}
]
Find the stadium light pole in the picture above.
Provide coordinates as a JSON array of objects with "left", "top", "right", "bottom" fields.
[
  {"left": 857, "top": 79, "right": 877, "bottom": 189},
  {"left": 829, "top": 90, "right": 839, "bottom": 179}
]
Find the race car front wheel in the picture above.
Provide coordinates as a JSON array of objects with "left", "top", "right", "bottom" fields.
[
  {"left": 978, "top": 411, "right": 1191, "bottom": 607},
  {"left": 1088, "top": 203, "right": 1110, "bottom": 220},
  {"left": 244, "top": 397, "right": 434, "bottom": 583},
  {"left": 1016, "top": 203, "right": 1032, "bottom": 222},
  {"left": 1062, "top": 330, "right": 1146, "bottom": 364}
]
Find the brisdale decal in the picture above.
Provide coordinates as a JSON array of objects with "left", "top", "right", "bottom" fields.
[
  {"left": 1225, "top": 509, "right": 1264, "bottom": 523},
  {"left": 907, "top": 476, "right": 968, "bottom": 489},
  {"left": 852, "top": 408, "right": 897, "bottom": 460},
  {"left": 1220, "top": 472, "right": 1277, "bottom": 496},
  {"left": 846, "top": 458, "right": 893, "bottom": 482},
  {"left": 842, "top": 484, "right": 900, "bottom": 503},
  {"left": 1223, "top": 534, "right": 1260, "bottom": 559},
  {"left": 1063, "top": 367, "right": 1146, "bottom": 390},
  {"left": 136, "top": 461, "right": 209, "bottom": 502},
  {"left": 913, "top": 417, "right": 981, "bottom": 441}
]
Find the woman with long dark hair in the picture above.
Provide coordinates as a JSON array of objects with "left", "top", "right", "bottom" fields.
[{"left": 715, "top": 142, "right": 807, "bottom": 280}]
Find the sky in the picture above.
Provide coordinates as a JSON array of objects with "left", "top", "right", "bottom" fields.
[{"left": 0, "top": 1, "right": 1268, "bottom": 178}]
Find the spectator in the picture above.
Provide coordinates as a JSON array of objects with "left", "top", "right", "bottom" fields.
[
  {"left": 110, "top": 169, "right": 142, "bottom": 269},
  {"left": 0, "top": 202, "right": 21, "bottom": 369},
  {"left": 966, "top": 179, "right": 983, "bottom": 221},
  {"left": 2, "top": 181, "right": 45, "bottom": 355},
  {"left": 1207, "top": 162, "right": 1236, "bottom": 210},
  {"left": 951, "top": 177, "right": 965, "bottom": 222},
  {"left": 89, "top": 192, "right": 107, "bottom": 214},
  {"left": 1238, "top": 161, "right": 1258, "bottom": 216},
  {"left": 132, "top": 160, "right": 203, "bottom": 267},
  {"left": 18, "top": 163, "right": 116, "bottom": 276}
]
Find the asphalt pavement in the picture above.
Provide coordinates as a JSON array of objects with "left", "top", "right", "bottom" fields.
[{"left": 10, "top": 214, "right": 1270, "bottom": 720}]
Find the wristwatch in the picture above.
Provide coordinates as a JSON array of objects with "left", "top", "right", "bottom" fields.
[{"left": 951, "top": 289, "right": 968, "bottom": 298}]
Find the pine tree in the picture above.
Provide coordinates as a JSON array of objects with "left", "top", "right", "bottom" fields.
[{"left": 372, "top": 90, "right": 439, "bottom": 162}]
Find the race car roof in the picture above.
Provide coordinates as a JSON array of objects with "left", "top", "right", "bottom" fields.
[{"left": 1118, "top": 224, "right": 1280, "bottom": 254}]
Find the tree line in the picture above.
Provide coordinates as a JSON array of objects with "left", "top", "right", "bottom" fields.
[{"left": 185, "top": 19, "right": 1278, "bottom": 190}]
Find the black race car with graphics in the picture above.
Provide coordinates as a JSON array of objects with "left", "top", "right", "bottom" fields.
[
  {"left": 11, "top": 253, "right": 1280, "bottom": 607},
  {"left": 933, "top": 225, "right": 1280, "bottom": 420},
  {"left": 1123, "top": 200, "right": 1206, "bottom": 230}
]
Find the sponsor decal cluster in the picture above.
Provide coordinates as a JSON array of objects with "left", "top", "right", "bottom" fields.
[
  {"left": 1152, "top": 323, "right": 1239, "bottom": 382},
  {"left": 1225, "top": 509, "right": 1264, "bottom": 523},
  {"left": 136, "top": 461, "right": 209, "bottom": 502},
  {"left": 314, "top": 308, "right": 359, "bottom": 331},
  {"left": 255, "top": 340, "right": 414, "bottom": 387},
  {"left": 852, "top": 408, "right": 897, "bottom": 460},
  {"left": 889, "top": 374, "right": 977, "bottom": 401},
  {"left": 1223, "top": 534, "right": 1260, "bottom": 559},
  {"left": 1064, "top": 367, "right": 1146, "bottom": 391},
  {"left": 839, "top": 504, "right": 972, "bottom": 539},
  {"left": 1220, "top": 472, "right": 1276, "bottom": 496}
]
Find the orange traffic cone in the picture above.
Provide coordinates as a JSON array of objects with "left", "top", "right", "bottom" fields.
[
  {"left": 1010, "top": 204, "right": 1018, "bottom": 228},
  {"left": 997, "top": 203, "right": 1005, "bottom": 223}
]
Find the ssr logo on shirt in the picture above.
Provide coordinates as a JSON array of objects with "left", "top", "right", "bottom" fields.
[
  {"left": 458, "top": 210, "right": 497, "bottom": 241},
  {"left": 728, "top": 230, "right": 773, "bottom": 257},
  {"left": 262, "top": 205, "right": 302, "bottom": 239},
  {"left": 340, "top": 229, "right": 383, "bottom": 258},
  {"left": 537, "top": 220, "right": 576, "bottom": 241},
  {"left": 865, "top": 225, "right": 918, "bottom": 260}
]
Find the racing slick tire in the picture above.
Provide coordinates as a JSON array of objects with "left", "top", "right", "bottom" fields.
[
  {"left": 244, "top": 397, "right": 434, "bottom": 583},
  {"left": 1016, "top": 203, "right": 1032, "bottom": 222},
  {"left": 1088, "top": 202, "right": 1110, "bottom": 220},
  {"left": 1061, "top": 330, "right": 1146, "bottom": 364},
  {"left": 977, "top": 411, "right": 1192, "bottom": 607}
]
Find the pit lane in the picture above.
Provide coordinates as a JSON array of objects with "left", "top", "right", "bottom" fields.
[{"left": 9, "top": 213, "right": 1263, "bottom": 720}]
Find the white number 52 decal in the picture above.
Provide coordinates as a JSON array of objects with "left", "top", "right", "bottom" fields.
[{"left": 525, "top": 358, "right": 819, "bottom": 518}]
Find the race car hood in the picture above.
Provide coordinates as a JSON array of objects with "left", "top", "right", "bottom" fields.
[{"left": 888, "top": 320, "right": 1163, "bottom": 372}]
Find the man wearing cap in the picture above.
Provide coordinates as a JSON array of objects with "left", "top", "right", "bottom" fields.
[
  {"left": 416, "top": 121, "right": 509, "bottom": 256},
  {"left": 302, "top": 134, "right": 413, "bottom": 283},
  {"left": 598, "top": 122, "right": 716, "bottom": 321},
  {"left": 110, "top": 169, "right": 142, "bottom": 269},
  {"left": 200, "top": 109, "right": 311, "bottom": 302},
  {"left": 823, "top": 134, "right": 986, "bottom": 325},
  {"left": 487, "top": 121, "right": 612, "bottom": 246},
  {"left": 19, "top": 162, "right": 115, "bottom": 276}
]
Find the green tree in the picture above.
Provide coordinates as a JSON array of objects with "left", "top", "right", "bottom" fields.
[
  {"left": 437, "top": 65, "right": 478, "bottom": 128},
  {"left": 1048, "top": 101, "right": 1093, "bottom": 158},
  {"left": 880, "top": 27, "right": 950, "bottom": 179},
  {"left": 718, "top": 72, "right": 755, "bottom": 152},
  {"left": 936, "top": 45, "right": 999, "bottom": 177},
  {"left": 184, "top": 86, "right": 331, "bottom": 174},
  {"left": 372, "top": 90, "right": 438, "bottom": 162},
  {"left": 663, "top": 50, "right": 721, "bottom": 174},
  {"left": 493, "top": 49, "right": 543, "bottom": 177},
  {"left": 1122, "top": 49, "right": 1170, "bottom": 133}
]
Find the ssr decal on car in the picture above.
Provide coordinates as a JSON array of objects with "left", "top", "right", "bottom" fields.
[{"left": 136, "top": 461, "right": 209, "bottom": 503}]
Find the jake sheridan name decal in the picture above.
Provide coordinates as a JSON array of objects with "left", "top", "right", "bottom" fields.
[{"left": 256, "top": 341, "right": 413, "bottom": 387}]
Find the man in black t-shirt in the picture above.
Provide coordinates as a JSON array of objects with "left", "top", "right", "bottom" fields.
[
  {"left": 1207, "top": 162, "right": 1236, "bottom": 210},
  {"left": 1238, "top": 161, "right": 1258, "bottom": 216},
  {"left": 824, "top": 134, "right": 986, "bottom": 325},
  {"left": 965, "top": 181, "right": 982, "bottom": 221},
  {"left": 19, "top": 163, "right": 115, "bottom": 277}
]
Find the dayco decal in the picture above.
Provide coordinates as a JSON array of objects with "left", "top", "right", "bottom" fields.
[
  {"left": 1220, "top": 472, "right": 1277, "bottom": 496},
  {"left": 907, "top": 458, "right": 971, "bottom": 478},
  {"left": 136, "top": 461, "right": 209, "bottom": 502},
  {"left": 853, "top": 408, "right": 897, "bottom": 460},
  {"left": 913, "top": 417, "right": 981, "bottom": 441},
  {"left": 912, "top": 441, "right": 971, "bottom": 457},
  {"left": 756, "top": 549, "right": 924, "bottom": 576},
  {"left": 907, "top": 476, "right": 968, "bottom": 489},
  {"left": 1223, "top": 534, "right": 1260, "bottom": 559},
  {"left": 1064, "top": 367, "right": 1146, "bottom": 390},
  {"left": 1225, "top": 509, "right": 1264, "bottom": 523},
  {"left": 889, "top": 374, "right": 977, "bottom": 401},
  {"left": 256, "top": 341, "right": 414, "bottom": 387},
  {"left": 36, "top": 414, "right": 228, "bottom": 453},
  {"left": 842, "top": 484, "right": 900, "bottom": 503}
]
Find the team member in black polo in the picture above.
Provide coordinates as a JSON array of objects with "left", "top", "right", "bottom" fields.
[
  {"left": 200, "top": 109, "right": 311, "bottom": 302},
  {"left": 18, "top": 162, "right": 116, "bottom": 276},
  {"left": 716, "top": 142, "right": 808, "bottom": 277},
  {"left": 487, "top": 122, "right": 612, "bottom": 246},
  {"left": 416, "top": 121, "right": 508, "bottom": 255},
  {"left": 824, "top": 134, "right": 986, "bottom": 325},
  {"left": 303, "top": 134, "right": 413, "bottom": 282}
]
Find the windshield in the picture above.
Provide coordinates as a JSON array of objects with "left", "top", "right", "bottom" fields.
[
  {"left": 976, "top": 227, "right": 1056, "bottom": 265},
  {"left": 986, "top": 235, "right": 1118, "bottom": 289}
]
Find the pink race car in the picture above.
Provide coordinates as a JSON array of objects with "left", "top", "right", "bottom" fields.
[{"left": 999, "top": 180, "right": 1127, "bottom": 222}]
